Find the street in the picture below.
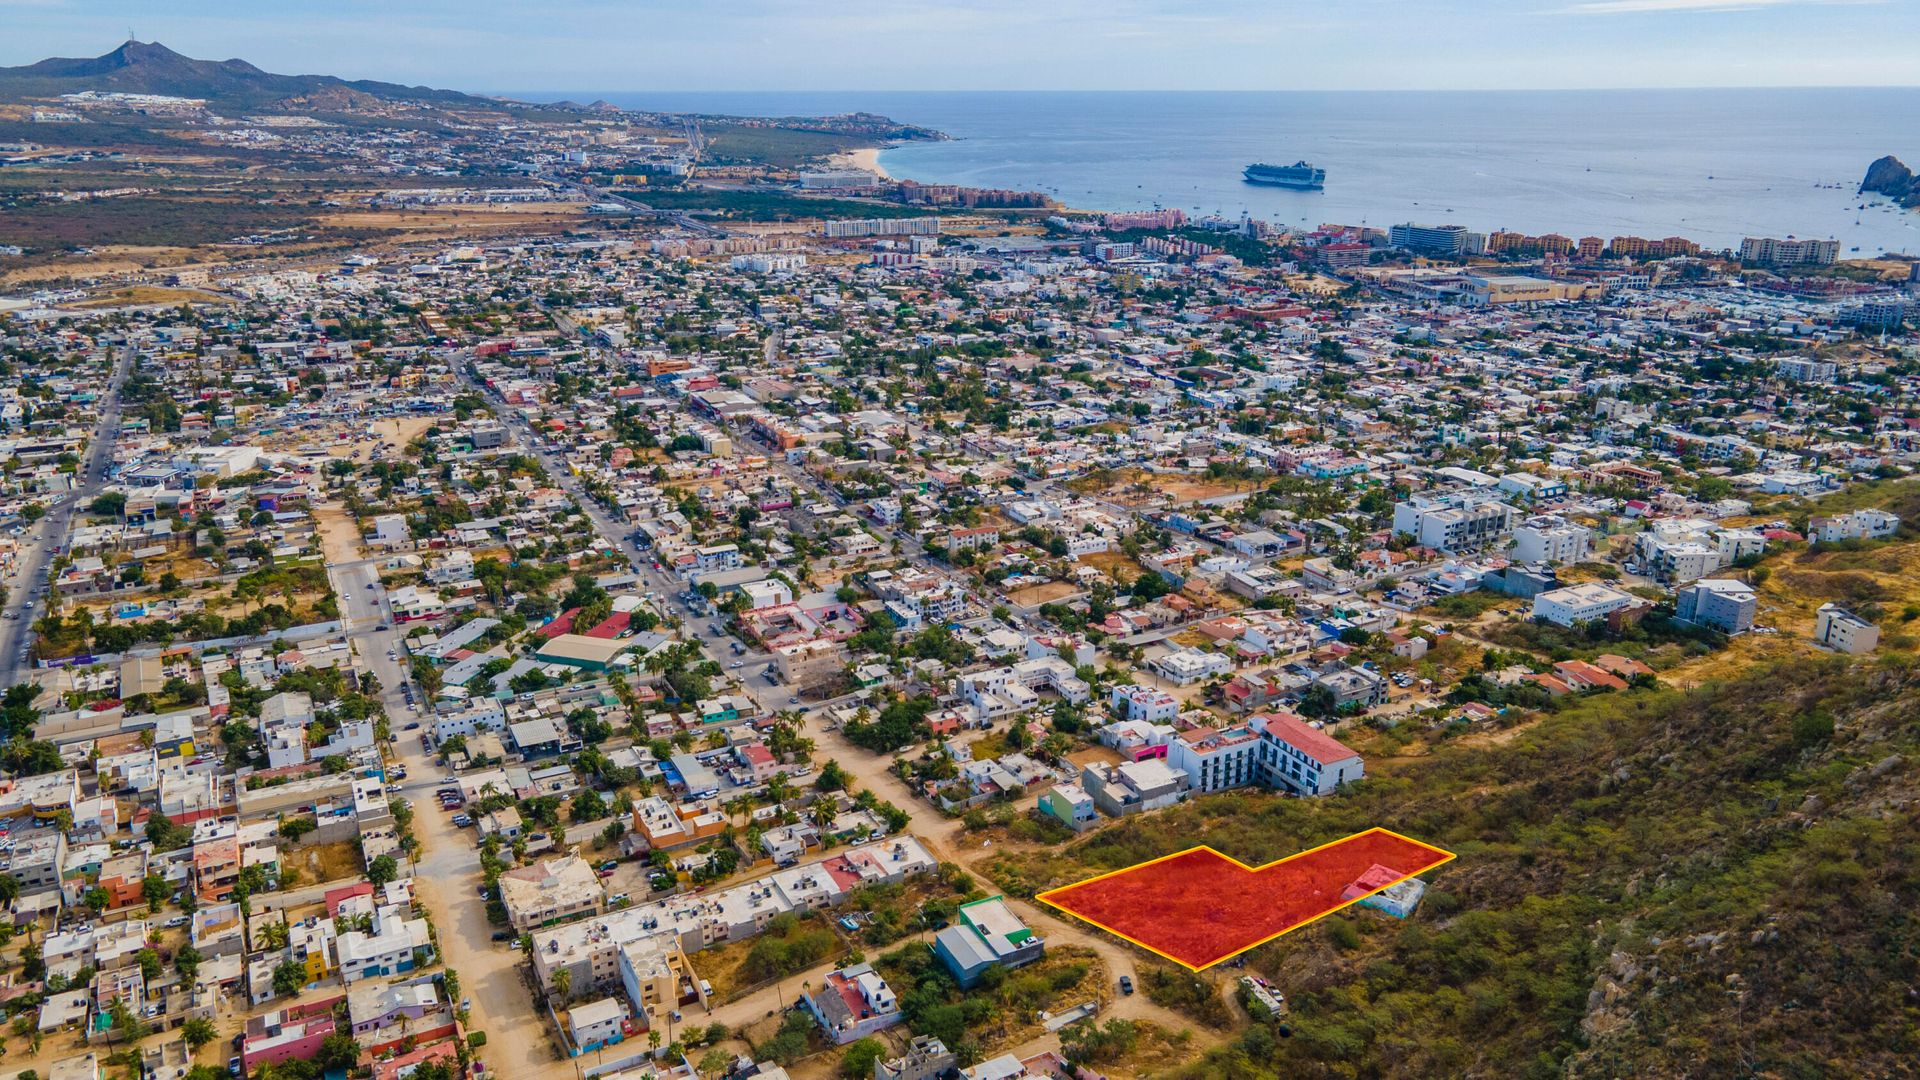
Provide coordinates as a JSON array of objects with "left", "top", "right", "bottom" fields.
[
  {"left": 0, "top": 347, "right": 135, "bottom": 683},
  {"left": 320, "top": 366, "right": 1242, "bottom": 1073}
]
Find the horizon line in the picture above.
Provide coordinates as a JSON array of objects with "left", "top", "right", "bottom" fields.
[{"left": 494, "top": 83, "right": 1920, "bottom": 97}]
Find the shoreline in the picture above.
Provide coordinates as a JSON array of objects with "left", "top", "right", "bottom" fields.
[{"left": 827, "top": 146, "right": 892, "bottom": 181}]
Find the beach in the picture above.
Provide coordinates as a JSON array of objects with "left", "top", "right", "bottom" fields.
[
  {"left": 827, "top": 146, "right": 891, "bottom": 181},
  {"left": 587, "top": 89, "right": 1920, "bottom": 255}
]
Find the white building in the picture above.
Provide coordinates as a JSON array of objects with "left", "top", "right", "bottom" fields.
[
  {"left": 567, "top": 997, "right": 629, "bottom": 1053},
  {"left": 1108, "top": 684, "right": 1180, "bottom": 723},
  {"left": 1813, "top": 604, "right": 1879, "bottom": 654},
  {"left": 1532, "top": 583, "right": 1637, "bottom": 628},
  {"left": 1809, "top": 509, "right": 1900, "bottom": 544},
  {"left": 1250, "top": 712, "right": 1364, "bottom": 796},
  {"left": 1675, "top": 578, "right": 1757, "bottom": 635},
  {"left": 337, "top": 906, "right": 433, "bottom": 984},
  {"left": 1167, "top": 725, "right": 1262, "bottom": 794},
  {"left": 1393, "top": 493, "right": 1517, "bottom": 553},
  {"left": 1148, "top": 648, "right": 1233, "bottom": 686},
  {"left": 1511, "top": 516, "right": 1592, "bottom": 565}
]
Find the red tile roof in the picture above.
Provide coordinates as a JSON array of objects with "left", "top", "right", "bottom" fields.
[{"left": 1254, "top": 712, "right": 1359, "bottom": 766}]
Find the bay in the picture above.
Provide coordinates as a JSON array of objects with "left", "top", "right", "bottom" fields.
[{"left": 534, "top": 89, "right": 1920, "bottom": 256}]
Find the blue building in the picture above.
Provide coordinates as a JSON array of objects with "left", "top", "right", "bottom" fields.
[{"left": 933, "top": 896, "right": 1045, "bottom": 989}]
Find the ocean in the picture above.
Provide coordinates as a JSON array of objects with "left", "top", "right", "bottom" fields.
[{"left": 533, "top": 89, "right": 1920, "bottom": 256}]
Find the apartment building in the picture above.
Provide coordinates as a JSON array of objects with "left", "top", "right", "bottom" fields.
[
  {"left": 337, "top": 906, "right": 433, "bottom": 984},
  {"left": 1809, "top": 509, "right": 1900, "bottom": 543},
  {"left": 1675, "top": 578, "right": 1757, "bottom": 635},
  {"left": 1532, "top": 582, "right": 1638, "bottom": 628},
  {"left": 1249, "top": 712, "right": 1364, "bottom": 796},
  {"left": 499, "top": 855, "right": 607, "bottom": 931},
  {"left": 1511, "top": 516, "right": 1592, "bottom": 564},
  {"left": 1393, "top": 493, "right": 1517, "bottom": 553},
  {"left": 1167, "top": 725, "right": 1261, "bottom": 794},
  {"left": 1814, "top": 604, "right": 1879, "bottom": 654},
  {"left": 1108, "top": 684, "right": 1179, "bottom": 723}
]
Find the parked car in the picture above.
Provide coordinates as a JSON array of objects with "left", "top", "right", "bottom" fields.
[{"left": 490, "top": 930, "right": 512, "bottom": 942}]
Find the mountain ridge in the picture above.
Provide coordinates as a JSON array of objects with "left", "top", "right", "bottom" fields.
[{"left": 0, "top": 40, "right": 502, "bottom": 110}]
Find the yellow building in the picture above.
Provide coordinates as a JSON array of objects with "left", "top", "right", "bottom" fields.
[{"left": 289, "top": 919, "right": 338, "bottom": 983}]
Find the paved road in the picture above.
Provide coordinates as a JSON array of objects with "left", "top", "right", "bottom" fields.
[
  {"left": 349, "top": 368, "right": 1231, "bottom": 1072},
  {"left": 455, "top": 364, "right": 793, "bottom": 713},
  {"left": 0, "top": 347, "right": 135, "bottom": 683}
]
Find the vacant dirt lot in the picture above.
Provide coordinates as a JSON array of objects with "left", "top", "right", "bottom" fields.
[{"left": 1007, "top": 580, "right": 1081, "bottom": 607}]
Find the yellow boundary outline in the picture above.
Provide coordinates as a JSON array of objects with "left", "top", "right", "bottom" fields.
[{"left": 1033, "top": 827, "right": 1457, "bottom": 971}]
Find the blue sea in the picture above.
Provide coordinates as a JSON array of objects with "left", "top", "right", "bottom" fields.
[{"left": 519, "top": 89, "right": 1920, "bottom": 255}]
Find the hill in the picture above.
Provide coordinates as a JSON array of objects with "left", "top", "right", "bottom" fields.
[
  {"left": 986, "top": 655, "right": 1920, "bottom": 1078},
  {"left": 0, "top": 40, "right": 495, "bottom": 110},
  {"left": 1860, "top": 155, "right": 1918, "bottom": 209}
]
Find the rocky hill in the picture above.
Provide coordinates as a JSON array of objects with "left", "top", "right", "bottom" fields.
[
  {"left": 1860, "top": 155, "right": 1918, "bottom": 208},
  {"left": 0, "top": 40, "right": 493, "bottom": 110},
  {"left": 988, "top": 652, "right": 1920, "bottom": 1078}
]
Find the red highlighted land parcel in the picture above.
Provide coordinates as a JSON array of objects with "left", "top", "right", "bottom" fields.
[{"left": 1035, "top": 828, "right": 1454, "bottom": 970}]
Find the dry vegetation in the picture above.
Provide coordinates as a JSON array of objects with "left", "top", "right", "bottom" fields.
[{"left": 982, "top": 654, "right": 1920, "bottom": 1079}]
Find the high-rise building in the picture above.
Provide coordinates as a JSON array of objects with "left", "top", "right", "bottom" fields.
[
  {"left": 1738, "top": 236, "right": 1839, "bottom": 266},
  {"left": 1389, "top": 222, "right": 1470, "bottom": 257}
]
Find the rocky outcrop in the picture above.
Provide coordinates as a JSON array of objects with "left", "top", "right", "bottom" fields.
[{"left": 1860, "top": 155, "right": 1918, "bottom": 208}]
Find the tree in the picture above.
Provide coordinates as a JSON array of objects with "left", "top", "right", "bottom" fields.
[
  {"left": 181, "top": 1017, "right": 218, "bottom": 1051},
  {"left": 368, "top": 854, "right": 399, "bottom": 886},
  {"left": 147, "top": 815, "right": 193, "bottom": 852},
  {"left": 317, "top": 1032, "right": 362, "bottom": 1070},
  {"left": 142, "top": 873, "right": 171, "bottom": 913},
  {"left": 107, "top": 996, "right": 145, "bottom": 1044},
  {"left": 272, "top": 957, "right": 306, "bottom": 996},
  {"left": 175, "top": 944, "right": 203, "bottom": 984},
  {"left": 815, "top": 759, "right": 851, "bottom": 793},
  {"left": 570, "top": 787, "right": 606, "bottom": 823},
  {"left": 840, "top": 1038, "right": 887, "bottom": 1078}
]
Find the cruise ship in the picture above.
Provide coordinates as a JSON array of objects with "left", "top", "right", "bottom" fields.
[{"left": 1243, "top": 161, "right": 1326, "bottom": 190}]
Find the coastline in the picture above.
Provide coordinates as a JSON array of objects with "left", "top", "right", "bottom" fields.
[{"left": 828, "top": 146, "right": 892, "bottom": 181}]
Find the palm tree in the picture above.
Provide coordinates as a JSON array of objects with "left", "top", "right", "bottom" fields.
[
  {"left": 765, "top": 775, "right": 792, "bottom": 807},
  {"left": 809, "top": 800, "right": 838, "bottom": 831},
  {"left": 552, "top": 969, "right": 572, "bottom": 1003}
]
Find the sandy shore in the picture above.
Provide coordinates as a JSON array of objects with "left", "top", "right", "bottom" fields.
[{"left": 827, "top": 146, "right": 892, "bottom": 181}]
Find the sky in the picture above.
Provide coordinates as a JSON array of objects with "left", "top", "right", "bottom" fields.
[{"left": 2, "top": 0, "right": 1917, "bottom": 92}]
